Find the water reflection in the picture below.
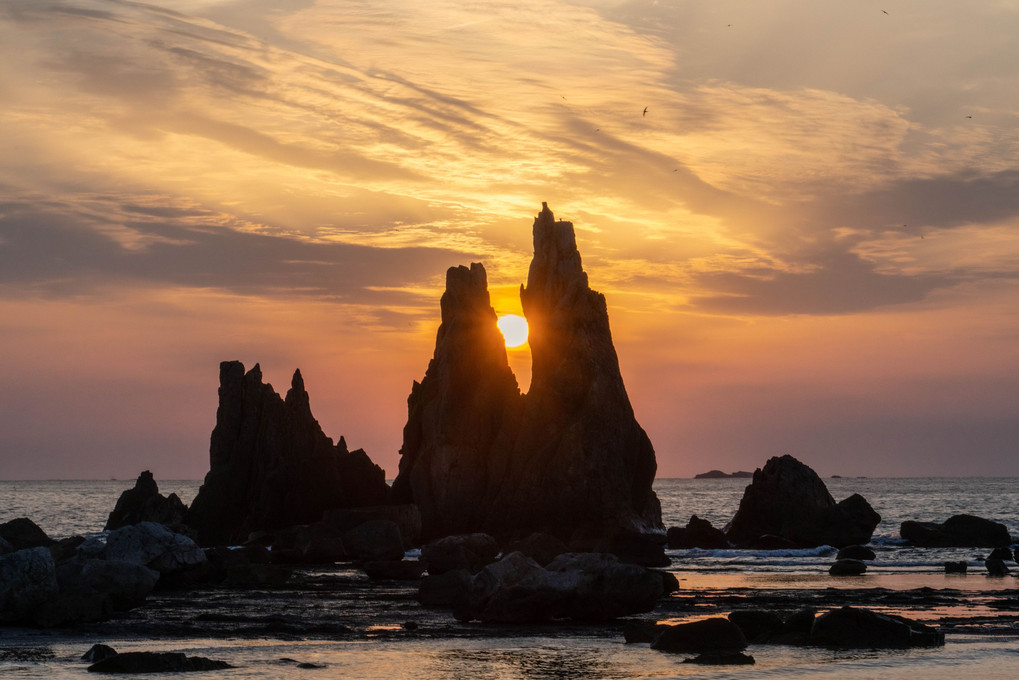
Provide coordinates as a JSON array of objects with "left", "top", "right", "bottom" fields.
[{"left": 429, "top": 644, "right": 618, "bottom": 680}]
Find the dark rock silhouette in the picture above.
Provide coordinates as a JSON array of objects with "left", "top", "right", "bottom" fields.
[
  {"left": 392, "top": 203, "right": 662, "bottom": 543},
  {"left": 667, "top": 515, "right": 729, "bottom": 549},
  {"left": 724, "top": 455, "right": 880, "bottom": 548},
  {"left": 809, "top": 606, "right": 944, "bottom": 648},
  {"left": 186, "top": 362, "right": 390, "bottom": 546},
  {"left": 694, "top": 470, "right": 753, "bottom": 479},
  {"left": 651, "top": 617, "right": 748, "bottom": 653},
  {"left": 0, "top": 517, "right": 54, "bottom": 550},
  {"left": 105, "top": 471, "right": 187, "bottom": 531},
  {"left": 828, "top": 558, "right": 867, "bottom": 576},
  {"left": 900, "top": 514, "right": 1012, "bottom": 548},
  {"left": 86, "top": 650, "right": 233, "bottom": 673}
]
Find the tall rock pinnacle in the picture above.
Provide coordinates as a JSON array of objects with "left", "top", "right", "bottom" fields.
[{"left": 392, "top": 204, "right": 662, "bottom": 541}]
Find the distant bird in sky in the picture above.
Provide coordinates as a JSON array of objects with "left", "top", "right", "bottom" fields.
[
  {"left": 965, "top": 115, "right": 973, "bottom": 118},
  {"left": 642, "top": 106, "right": 648, "bottom": 117},
  {"left": 881, "top": 9, "right": 888, "bottom": 14}
]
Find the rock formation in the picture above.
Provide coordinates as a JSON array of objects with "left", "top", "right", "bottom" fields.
[
  {"left": 900, "top": 514, "right": 1013, "bottom": 547},
  {"left": 724, "top": 455, "right": 880, "bottom": 548},
  {"left": 186, "top": 362, "right": 390, "bottom": 546},
  {"left": 392, "top": 203, "right": 662, "bottom": 542},
  {"left": 105, "top": 471, "right": 188, "bottom": 531}
]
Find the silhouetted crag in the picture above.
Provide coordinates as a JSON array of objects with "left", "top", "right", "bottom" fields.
[
  {"left": 392, "top": 203, "right": 662, "bottom": 542},
  {"left": 105, "top": 471, "right": 187, "bottom": 531},
  {"left": 186, "top": 362, "right": 389, "bottom": 546},
  {"left": 724, "top": 455, "right": 880, "bottom": 548}
]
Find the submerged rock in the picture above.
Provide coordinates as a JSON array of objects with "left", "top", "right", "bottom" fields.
[
  {"left": 392, "top": 204, "right": 662, "bottom": 544},
  {"left": 105, "top": 471, "right": 187, "bottom": 531},
  {"left": 724, "top": 455, "right": 880, "bottom": 548},
  {"left": 186, "top": 363, "right": 390, "bottom": 546},
  {"left": 809, "top": 606, "right": 944, "bottom": 648},
  {"left": 900, "top": 514, "right": 1012, "bottom": 548}
]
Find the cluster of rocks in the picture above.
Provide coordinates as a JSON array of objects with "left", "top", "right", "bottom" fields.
[
  {"left": 901, "top": 514, "right": 1013, "bottom": 548},
  {"left": 82, "top": 645, "right": 232, "bottom": 674},
  {"left": 627, "top": 605, "right": 943, "bottom": 664}
]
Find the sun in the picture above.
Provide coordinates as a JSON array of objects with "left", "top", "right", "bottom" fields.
[{"left": 496, "top": 314, "right": 529, "bottom": 348}]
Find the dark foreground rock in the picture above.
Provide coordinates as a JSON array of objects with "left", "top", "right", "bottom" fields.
[
  {"left": 727, "top": 610, "right": 785, "bottom": 643},
  {"left": 667, "top": 515, "right": 728, "bottom": 549},
  {"left": 683, "top": 652, "right": 755, "bottom": 665},
  {"left": 809, "top": 606, "right": 945, "bottom": 648},
  {"left": 829, "top": 558, "right": 867, "bottom": 576},
  {"left": 0, "top": 517, "right": 54, "bottom": 550},
  {"left": 837, "top": 545, "right": 876, "bottom": 561},
  {"left": 724, "top": 455, "right": 880, "bottom": 548},
  {"left": 900, "top": 514, "right": 1013, "bottom": 548},
  {"left": 105, "top": 471, "right": 188, "bottom": 531},
  {"left": 82, "top": 644, "right": 118, "bottom": 664},
  {"left": 651, "top": 617, "right": 748, "bottom": 653},
  {"left": 421, "top": 533, "right": 500, "bottom": 575},
  {"left": 944, "top": 560, "right": 968, "bottom": 574},
  {"left": 87, "top": 651, "right": 233, "bottom": 673},
  {"left": 447, "top": 551, "right": 663, "bottom": 623},
  {"left": 985, "top": 558, "right": 1009, "bottom": 576},
  {"left": 186, "top": 362, "right": 390, "bottom": 546},
  {"left": 392, "top": 204, "right": 662, "bottom": 543}
]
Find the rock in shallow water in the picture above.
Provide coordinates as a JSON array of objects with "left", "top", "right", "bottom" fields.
[
  {"left": 901, "top": 514, "right": 1013, "bottom": 548},
  {"left": 86, "top": 651, "right": 233, "bottom": 673},
  {"left": 809, "top": 606, "right": 944, "bottom": 648},
  {"left": 651, "top": 617, "right": 748, "bottom": 653}
]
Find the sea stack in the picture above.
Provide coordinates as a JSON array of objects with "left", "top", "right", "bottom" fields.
[
  {"left": 186, "top": 362, "right": 390, "bottom": 546},
  {"left": 392, "top": 203, "right": 662, "bottom": 542}
]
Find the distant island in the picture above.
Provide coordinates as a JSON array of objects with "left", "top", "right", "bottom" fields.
[{"left": 694, "top": 470, "right": 754, "bottom": 479}]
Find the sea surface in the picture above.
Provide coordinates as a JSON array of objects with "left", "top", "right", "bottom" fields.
[{"left": 1, "top": 477, "right": 1018, "bottom": 679}]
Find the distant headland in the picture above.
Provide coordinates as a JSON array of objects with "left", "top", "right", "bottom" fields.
[{"left": 694, "top": 470, "right": 754, "bottom": 479}]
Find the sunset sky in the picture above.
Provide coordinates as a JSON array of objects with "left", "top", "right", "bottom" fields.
[{"left": 2, "top": 0, "right": 1018, "bottom": 480}]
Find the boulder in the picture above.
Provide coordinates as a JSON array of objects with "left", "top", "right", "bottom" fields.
[
  {"left": 35, "top": 559, "right": 159, "bottom": 627},
  {"left": 186, "top": 363, "right": 390, "bottom": 546},
  {"left": 454, "top": 551, "right": 664, "bottom": 623},
  {"left": 724, "top": 455, "right": 880, "bottom": 548},
  {"left": 391, "top": 204, "right": 662, "bottom": 543},
  {"left": 944, "top": 561, "right": 968, "bottom": 574},
  {"left": 82, "top": 645, "right": 118, "bottom": 664},
  {"left": 0, "top": 547, "right": 59, "bottom": 624},
  {"left": 836, "top": 545, "right": 876, "bottom": 561},
  {"left": 323, "top": 505, "right": 422, "bottom": 549},
  {"left": 104, "top": 522, "right": 206, "bottom": 574},
  {"left": 568, "top": 526, "right": 668, "bottom": 567},
  {"left": 504, "top": 532, "right": 568, "bottom": 566},
  {"left": 0, "top": 537, "right": 13, "bottom": 555},
  {"left": 86, "top": 651, "right": 233, "bottom": 673},
  {"left": 727, "top": 610, "right": 785, "bottom": 643},
  {"left": 421, "top": 533, "right": 499, "bottom": 575},
  {"left": 667, "top": 515, "right": 729, "bottom": 549},
  {"left": 829, "top": 559, "right": 867, "bottom": 576},
  {"left": 341, "top": 520, "right": 405, "bottom": 562},
  {"left": 987, "top": 547, "right": 1014, "bottom": 561},
  {"left": 0, "top": 517, "right": 54, "bottom": 550},
  {"left": 985, "top": 558, "right": 1009, "bottom": 576},
  {"left": 418, "top": 569, "right": 472, "bottom": 608},
  {"left": 683, "top": 652, "right": 755, "bottom": 665},
  {"left": 105, "top": 471, "right": 187, "bottom": 531},
  {"left": 651, "top": 618, "right": 748, "bottom": 653},
  {"left": 810, "top": 606, "right": 944, "bottom": 648},
  {"left": 900, "top": 514, "right": 1012, "bottom": 548},
  {"left": 263, "top": 522, "right": 348, "bottom": 564}
]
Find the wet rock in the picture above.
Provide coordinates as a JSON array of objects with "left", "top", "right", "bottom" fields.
[
  {"left": 651, "top": 617, "right": 748, "bottom": 653},
  {"left": 105, "top": 471, "right": 187, "bottom": 531},
  {"left": 0, "top": 547, "right": 59, "bottom": 624},
  {"left": 392, "top": 204, "right": 662, "bottom": 543},
  {"left": 323, "top": 505, "right": 422, "bottom": 549},
  {"left": 987, "top": 547, "right": 1014, "bottom": 561},
  {"left": 985, "top": 558, "right": 1009, "bottom": 576},
  {"left": 725, "top": 456, "right": 880, "bottom": 548},
  {"left": 341, "top": 520, "right": 405, "bottom": 562},
  {"left": 829, "top": 559, "right": 867, "bottom": 576},
  {"left": 82, "top": 644, "right": 118, "bottom": 664},
  {"left": 569, "top": 527, "right": 668, "bottom": 567},
  {"left": 944, "top": 561, "right": 968, "bottom": 574},
  {"left": 36, "top": 559, "right": 159, "bottom": 626},
  {"left": 418, "top": 569, "right": 472, "bottom": 607},
  {"left": 545, "top": 552, "right": 664, "bottom": 620},
  {"left": 655, "top": 570, "right": 680, "bottom": 594},
  {"left": 0, "top": 518, "right": 54, "bottom": 550},
  {"left": 624, "top": 622, "right": 667, "bottom": 643},
  {"left": 504, "top": 532, "right": 567, "bottom": 566},
  {"left": 362, "top": 560, "right": 425, "bottom": 581},
  {"left": 421, "top": 533, "right": 499, "bottom": 575},
  {"left": 776, "top": 608, "right": 816, "bottom": 644},
  {"left": 103, "top": 522, "right": 206, "bottom": 575},
  {"left": 49, "top": 536, "right": 86, "bottom": 563},
  {"left": 728, "top": 610, "right": 785, "bottom": 643},
  {"left": 682, "top": 652, "right": 755, "bottom": 665},
  {"left": 667, "top": 515, "right": 729, "bottom": 549},
  {"left": 900, "top": 514, "right": 1012, "bottom": 548},
  {"left": 836, "top": 545, "right": 876, "bottom": 561},
  {"left": 186, "top": 363, "right": 390, "bottom": 546},
  {"left": 86, "top": 651, "right": 233, "bottom": 673},
  {"left": 809, "top": 606, "right": 945, "bottom": 648},
  {"left": 265, "top": 522, "right": 347, "bottom": 564}
]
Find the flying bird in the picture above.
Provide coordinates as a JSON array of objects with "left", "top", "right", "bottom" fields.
[
  {"left": 881, "top": 9, "right": 888, "bottom": 14},
  {"left": 642, "top": 106, "right": 648, "bottom": 117},
  {"left": 965, "top": 115, "right": 973, "bottom": 119}
]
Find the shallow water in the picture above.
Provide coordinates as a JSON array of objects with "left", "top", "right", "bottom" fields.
[{"left": 2, "top": 477, "right": 1018, "bottom": 679}]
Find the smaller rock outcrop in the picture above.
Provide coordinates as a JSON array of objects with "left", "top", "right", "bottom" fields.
[
  {"left": 86, "top": 651, "right": 233, "bottom": 673},
  {"left": 809, "top": 607, "right": 944, "bottom": 648},
  {"left": 667, "top": 516, "right": 729, "bottom": 549},
  {"left": 105, "top": 471, "right": 187, "bottom": 530},
  {"left": 650, "top": 618, "right": 748, "bottom": 654},
  {"left": 836, "top": 545, "right": 876, "bottom": 561},
  {"left": 186, "top": 362, "right": 391, "bottom": 546},
  {"left": 103, "top": 522, "right": 206, "bottom": 576},
  {"left": 944, "top": 560, "right": 968, "bottom": 574},
  {"left": 724, "top": 455, "right": 880, "bottom": 548},
  {"left": 0, "top": 517, "right": 54, "bottom": 550},
  {"left": 828, "top": 558, "right": 867, "bottom": 576},
  {"left": 900, "top": 514, "right": 1013, "bottom": 548}
]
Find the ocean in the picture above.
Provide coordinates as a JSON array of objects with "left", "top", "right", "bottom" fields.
[{"left": 1, "top": 477, "right": 1018, "bottom": 678}]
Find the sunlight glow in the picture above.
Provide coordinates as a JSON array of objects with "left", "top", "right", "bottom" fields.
[{"left": 496, "top": 314, "right": 529, "bottom": 348}]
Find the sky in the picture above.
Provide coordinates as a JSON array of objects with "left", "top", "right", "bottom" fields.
[{"left": 1, "top": 0, "right": 1018, "bottom": 480}]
